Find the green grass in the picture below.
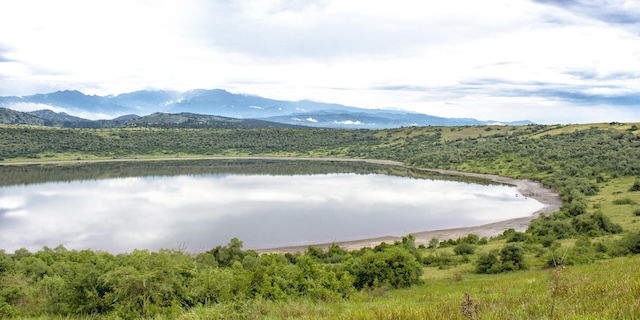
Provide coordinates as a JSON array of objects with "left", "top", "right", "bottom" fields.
[
  {"left": 248, "top": 256, "right": 640, "bottom": 319},
  {"left": 18, "top": 255, "right": 636, "bottom": 320},
  {"left": 529, "top": 122, "right": 639, "bottom": 138},
  {"left": 588, "top": 176, "right": 640, "bottom": 233}
]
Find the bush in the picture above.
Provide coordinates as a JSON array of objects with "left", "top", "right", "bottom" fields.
[
  {"left": 630, "top": 180, "right": 640, "bottom": 192},
  {"left": 590, "top": 212, "right": 623, "bottom": 234},
  {"left": 500, "top": 244, "right": 527, "bottom": 271},
  {"left": 457, "top": 234, "right": 479, "bottom": 244},
  {"left": 346, "top": 247, "right": 423, "bottom": 289},
  {"left": 453, "top": 243, "right": 475, "bottom": 256},
  {"left": 633, "top": 209, "right": 640, "bottom": 217},
  {"left": 422, "top": 253, "right": 459, "bottom": 268},
  {"left": 613, "top": 198, "right": 637, "bottom": 205},
  {"left": 566, "top": 199, "right": 588, "bottom": 216},
  {"left": 540, "top": 236, "right": 555, "bottom": 248},
  {"left": 475, "top": 244, "right": 528, "bottom": 274},
  {"left": 507, "top": 232, "right": 529, "bottom": 243},
  {"left": 620, "top": 232, "right": 640, "bottom": 254},
  {"left": 475, "top": 251, "right": 501, "bottom": 274}
]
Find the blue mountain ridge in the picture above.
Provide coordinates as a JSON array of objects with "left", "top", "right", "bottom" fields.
[{"left": 0, "top": 89, "right": 532, "bottom": 129}]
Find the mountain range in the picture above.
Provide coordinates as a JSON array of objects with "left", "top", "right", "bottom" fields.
[
  {"left": 0, "top": 108, "right": 304, "bottom": 129},
  {"left": 0, "top": 89, "right": 532, "bottom": 129}
]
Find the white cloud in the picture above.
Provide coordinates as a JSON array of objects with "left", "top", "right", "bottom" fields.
[
  {"left": 334, "top": 120, "right": 363, "bottom": 125},
  {"left": 5, "top": 102, "right": 68, "bottom": 113},
  {"left": 0, "top": 174, "right": 542, "bottom": 252},
  {"left": 0, "top": 0, "right": 638, "bottom": 123},
  {"left": 0, "top": 196, "right": 25, "bottom": 210},
  {"left": 2, "top": 102, "right": 116, "bottom": 120}
]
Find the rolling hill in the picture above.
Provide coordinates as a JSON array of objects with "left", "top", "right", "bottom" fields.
[{"left": 0, "top": 108, "right": 306, "bottom": 129}]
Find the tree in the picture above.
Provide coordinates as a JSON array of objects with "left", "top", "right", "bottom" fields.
[
  {"left": 500, "top": 244, "right": 527, "bottom": 271},
  {"left": 427, "top": 237, "right": 439, "bottom": 249},
  {"left": 208, "top": 238, "right": 255, "bottom": 268}
]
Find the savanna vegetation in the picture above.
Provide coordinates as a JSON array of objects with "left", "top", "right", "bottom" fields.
[{"left": 0, "top": 122, "right": 639, "bottom": 319}]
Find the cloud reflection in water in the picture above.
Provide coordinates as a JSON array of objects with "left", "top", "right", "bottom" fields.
[{"left": 0, "top": 173, "right": 543, "bottom": 253}]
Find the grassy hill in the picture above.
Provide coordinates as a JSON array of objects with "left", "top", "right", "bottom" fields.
[{"left": 0, "top": 107, "right": 46, "bottom": 126}]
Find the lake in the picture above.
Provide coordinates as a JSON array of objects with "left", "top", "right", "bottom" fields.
[{"left": 0, "top": 160, "right": 543, "bottom": 252}]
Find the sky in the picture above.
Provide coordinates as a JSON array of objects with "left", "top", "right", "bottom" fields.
[{"left": 0, "top": 0, "right": 638, "bottom": 124}]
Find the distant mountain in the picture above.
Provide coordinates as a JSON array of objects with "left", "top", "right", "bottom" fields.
[
  {"left": 27, "top": 109, "right": 91, "bottom": 123},
  {"left": 0, "top": 109, "right": 306, "bottom": 129},
  {"left": 0, "top": 107, "right": 46, "bottom": 125},
  {"left": 0, "top": 89, "right": 533, "bottom": 128},
  {"left": 261, "top": 111, "right": 530, "bottom": 129},
  {"left": 111, "top": 114, "right": 141, "bottom": 121},
  {"left": 123, "top": 112, "right": 305, "bottom": 129}
]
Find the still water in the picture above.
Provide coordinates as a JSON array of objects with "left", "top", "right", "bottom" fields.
[{"left": 0, "top": 162, "right": 543, "bottom": 252}]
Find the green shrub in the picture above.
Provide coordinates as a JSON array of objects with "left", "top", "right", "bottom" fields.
[
  {"left": 423, "top": 253, "right": 459, "bottom": 268},
  {"left": 591, "top": 212, "right": 623, "bottom": 234},
  {"left": 500, "top": 244, "right": 527, "bottom": 271},
  {"left": 438, "top": 239, "right": 456, "bottom": 248},
  {"left": 613, "top": 198, "right": 637, "bottom": 205},
  {"left": 457, "top": 234, "right": 479, "bottom": 244},
  {"left": 540, "top": 236, "right": 555, "bottom": 248},
  {"left": 475, "top": 244, "right": 528, "bottom": 274},
  {"left": 629, "top": 180, "right": 640, "bottom": 192},
  {"left": 346, "top": 247, "right": 422, "bottom": 289},
  {"left": 475, "top": 251, "right": 501, "bottom": 274},
  {"left": 506, "top": 231, "right": 529, "bottom": 243},
  {"left": 633, "top": 209, "right": 640, "bottom": 217},
  {"left": 566, "top": 199, "right": 588, "bottom": 216},
  {"left": 453, "top": 243, "right": 475, "bottom": 255},
  {"left": 620, "top": 232, "right": 640, "bottom": 254}
]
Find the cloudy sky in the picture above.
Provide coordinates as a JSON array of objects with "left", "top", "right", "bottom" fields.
[{"left": 0, "top": 0, "right": 638, "bottom": 123}]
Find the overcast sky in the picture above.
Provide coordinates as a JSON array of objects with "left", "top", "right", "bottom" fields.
[{"left": 0, "top": 0, "right": 638, "bottom": 123}]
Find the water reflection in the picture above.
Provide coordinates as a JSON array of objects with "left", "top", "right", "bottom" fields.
[{"left": 0, "top": 173, "right": 543, "bottom": 253}]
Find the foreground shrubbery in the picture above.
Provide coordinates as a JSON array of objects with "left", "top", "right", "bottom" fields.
[{"left": 0, "top": 237, "right": 423, "bottom": 319}]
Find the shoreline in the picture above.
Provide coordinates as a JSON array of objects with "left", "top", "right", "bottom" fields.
[
  {"left": 1, "top": 156, "right": 563, "bottom": 253},
  {"left": 256, "top": 166, "right": 563, "bottom": 253}
]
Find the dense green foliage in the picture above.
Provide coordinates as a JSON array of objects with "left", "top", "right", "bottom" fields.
[
  {"left": 0, "top": 126, "right": 377, "bottom": 159},
  {"left": 0, "top": 238, "right": 423, "bottom": 318}
]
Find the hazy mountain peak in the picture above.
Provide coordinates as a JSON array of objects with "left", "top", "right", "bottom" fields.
[{"left": 0, "top": 89, "right": 533, "bottom": 129}]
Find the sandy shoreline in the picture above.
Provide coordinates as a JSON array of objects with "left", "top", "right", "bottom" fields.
[
  {"left": 2, "top": 156, "right": 563, "bottom": 253},
  {"left": 254, "top": 162, "right": 563, "bottom": 253}
]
